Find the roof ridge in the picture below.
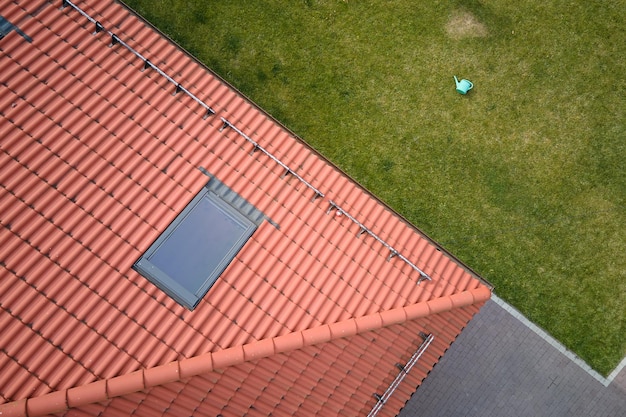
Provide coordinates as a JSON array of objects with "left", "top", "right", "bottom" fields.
[{"left": 0, "top": 286, "right": 490, "bottom": 417}]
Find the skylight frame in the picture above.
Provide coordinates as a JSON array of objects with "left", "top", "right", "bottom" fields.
[{"left": 134, "top": 187, "right": 257, "bottom": 310}]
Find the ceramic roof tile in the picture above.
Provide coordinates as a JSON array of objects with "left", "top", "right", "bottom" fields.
[{"left": 0, "top": 0, "right": 491, "bottom": 415}]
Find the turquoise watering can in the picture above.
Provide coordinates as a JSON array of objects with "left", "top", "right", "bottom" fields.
[{"left": 454, "top": 76, "right": 473, "bottom": 95}]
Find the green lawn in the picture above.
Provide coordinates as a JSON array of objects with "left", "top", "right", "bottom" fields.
[{"left": 123, "top": 0, "right": 625, "bottom": 375}]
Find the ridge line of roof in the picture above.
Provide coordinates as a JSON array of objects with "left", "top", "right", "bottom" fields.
[{"left": 0, "top": 287, "right": 491, "bottom": 417}]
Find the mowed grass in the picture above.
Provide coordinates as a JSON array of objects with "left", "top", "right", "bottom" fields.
[{"left": 123, "top": 0, "right": 625, "bottom": 375}]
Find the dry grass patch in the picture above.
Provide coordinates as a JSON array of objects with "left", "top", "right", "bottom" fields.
[{"left": 446, "top": 10, "right": 488, "bottom": 39}]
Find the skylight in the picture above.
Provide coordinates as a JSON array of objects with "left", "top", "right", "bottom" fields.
[
  {"left": 0, "top": 16, "right": 32, "bottom": 43},
  {"left": 134, "top": 178, "right": 264, "bottom": 309}
]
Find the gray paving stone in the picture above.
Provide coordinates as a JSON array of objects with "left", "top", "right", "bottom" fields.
[{"left": 398, "top": 299, "right": 626, "bottom": 417}]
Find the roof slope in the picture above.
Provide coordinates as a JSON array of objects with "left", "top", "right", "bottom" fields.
[{"left": 0, "top": 0, "right": 491, "bottom": 415}]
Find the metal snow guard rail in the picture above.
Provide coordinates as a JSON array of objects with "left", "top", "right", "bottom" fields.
[
  {"left": 220, "top": 117, "right": 325, "bottom": 200},
  {"left": 368, "top": 333, "right": 435, "bottom": 417},
  {"left": 61, "top": 0, "right": 215, "bottom": 118},
  {"left": 328, "top": 200, "right": 432, "bottom": 284}
]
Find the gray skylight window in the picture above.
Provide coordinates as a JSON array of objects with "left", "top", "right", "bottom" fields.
[
  {"left": 134, "top": 179, "right": 261, "bottom": 310},
  {"left": 0, "top": 16, "right": 32, "bottom": 43}
]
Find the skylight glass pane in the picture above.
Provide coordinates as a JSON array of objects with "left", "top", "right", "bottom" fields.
[{"left": 149, "top": 193, "right": 249, "bottom": 294}]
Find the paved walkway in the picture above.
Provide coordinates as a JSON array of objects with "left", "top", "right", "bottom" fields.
[{"left": 399, "top": 297, "right": 626, "bottom": 417}]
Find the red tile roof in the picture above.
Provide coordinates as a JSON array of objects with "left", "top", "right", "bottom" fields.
[{"left": 0, "top": 0, "right": 491, "bottom": 416}]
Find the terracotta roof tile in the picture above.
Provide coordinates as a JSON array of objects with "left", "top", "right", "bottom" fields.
[
  {"left": 66, "top": 379, "right": 107, "bottom": 409},
  {"left": 25, "top": 390, "right": 66, "bottom": 417}
]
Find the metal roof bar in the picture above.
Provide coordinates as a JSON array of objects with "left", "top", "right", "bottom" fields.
[
  {"left": 62, "top": 0, "right": 215, "bottom": 119},
  {"left": 220, "top": 118, "right": 325, "bottom": 200},
  {"left": 368, "top": 334, "right": 435, "bottom": 417},
  {"left": 328, "top": 200, "right": 431, "bottom": 284}
]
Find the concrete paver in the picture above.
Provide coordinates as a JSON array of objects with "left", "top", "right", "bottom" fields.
[{"left": 399, "top": 298, "right": 626, "bottom": 417}]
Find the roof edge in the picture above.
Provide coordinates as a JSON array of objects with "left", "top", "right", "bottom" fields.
[
  {"left": 0, "top": 286, "right": 490, "bottom": 417},
  {"left": 115, "top": 0, "right": 492, "bottom": 291}
]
